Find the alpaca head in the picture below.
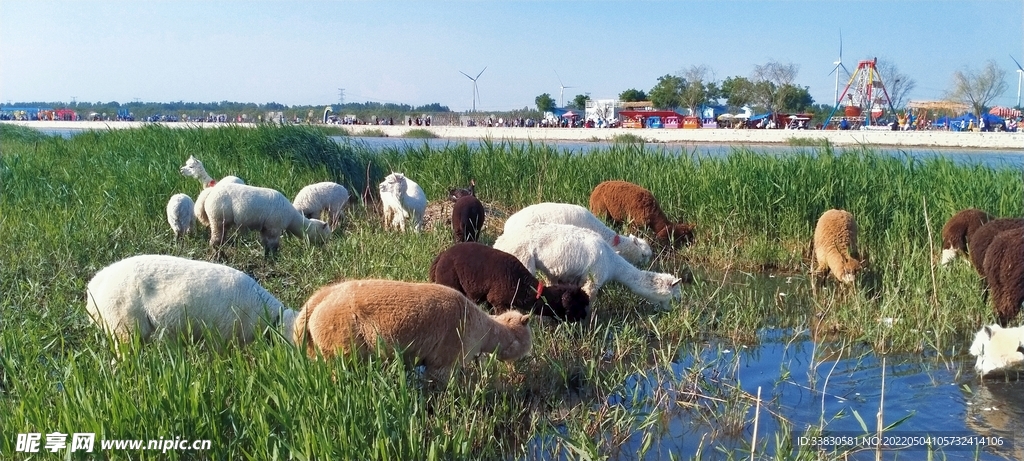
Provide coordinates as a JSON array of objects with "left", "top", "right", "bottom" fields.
[
  {"left": 939, "top": 247, "right": 960, "bottom": 266},
  {"left": 380, "top": 172, "right": 408, "bottom": 197},
  {"left": 539, "top": 284, "right": 590, "bottom": 322},
  {"left": 613, "top": 234, "right": 653, "bottom": 265},
  {"left": 650, "top": 272, "right": 686, "bottom": 308},
  {"left": 491, "top": 311, "right": 533, "bottom": 361},
  {"left": 303, "top": 219, "right": 332, "bottom": 244},
  {"left": 657, "top": 223, "right": 695, "bottom": 247},
  {"left": 970, "top": 324, "right": 1024, "bottom": 377},
  {"left": 838, "top": 257, "right": 862, "bottom": 284},
  {"left": 448, "top": 179, "right": 477, "bottom": 201},
  {"left": 179, "top": 155, "right": 209, "bottom": 180}
]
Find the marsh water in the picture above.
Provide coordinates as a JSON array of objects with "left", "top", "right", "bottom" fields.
[{"left": 526, "top": 269, "right": 1024, "bottom": 460}]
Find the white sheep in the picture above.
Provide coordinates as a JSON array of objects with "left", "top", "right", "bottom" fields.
[
  {"left": 969, "top": 324, "right": 1024, "bottom": 378},
  {"left": 493, "top": 222, "right": 685, "bottom": 309},
  {"left": 179, "top": 155, "right": 244, "bottom": 189},
  {"left": 293, "top": 181, "right": 350, "bottom": 229},
  {"left": 166, "top": 193, "right": 195, "bottom": 240},
  {"left": 196, "top": 183, "right": 331, "bottom": 256},
  {"left": 379, "top": 172, "right": 427, "bottom": 232},
  {"left": 85, "top": 254, "right": 298, "bottom": 354},
  {"left": 503, "top": 202, "right": 653, "bottom": 266}
]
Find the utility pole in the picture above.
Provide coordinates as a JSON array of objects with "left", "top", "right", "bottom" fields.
[{"left": 338, "top": 88, "right": 345, "bottom": 106}]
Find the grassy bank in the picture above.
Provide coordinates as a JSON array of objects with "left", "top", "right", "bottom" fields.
[{"left": 0, "top": 124, "right": 1016, "bottom": 459}]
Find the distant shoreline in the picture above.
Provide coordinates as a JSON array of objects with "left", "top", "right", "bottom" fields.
[{"left": 5, "top": 120, "right": 1024, "bottom": 150}]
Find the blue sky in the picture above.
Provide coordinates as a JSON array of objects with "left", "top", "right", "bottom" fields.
[{"left": 2, "top": 1, "right": 1022, "bottom": 111}]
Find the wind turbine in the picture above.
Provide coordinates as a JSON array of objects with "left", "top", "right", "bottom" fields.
[
  {"left": 828, "top": 30, "right": 850, "bottom": 107},
  {"left": 555, "top": 71, "right": 574, "bottom": 108},
  {"left": 1011, "top": 55, "right": 1024, "bottom": 108},
  {"left": 459, "top": 67, "right": 486, "bottom": 112}
]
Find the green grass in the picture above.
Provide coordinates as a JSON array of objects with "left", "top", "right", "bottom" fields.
[
  {"left": 0, "top": 124, "right": 1017, "bottom": 459},
  {"left": 402, "top": 128, "right": 438, "bottom": 139}
]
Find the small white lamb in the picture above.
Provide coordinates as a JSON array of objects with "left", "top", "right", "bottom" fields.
[
  {"left": 293, "top": 181, "right": 350, "bottom": 229},
  {"left": 179, "top": 155, "right": 244, "bottom": 189},
  {"left": 196, "top": 183, "right": 331, "bottom": 256},
  {"left": 969, "top": 324, "right": 1024, "bottom": 378},
  {"left": 166, "top": 193, "right": 195, "bottom": 240},
  {"left": 503, "top": 202, "right": 653, "bottom": 265},
  {"left": 493, "top": 222, "right": 684, "bottom": 309},
  {"left": 379, "top": 172, "right": 427, "bottom": 232},
  {"left": 85, "top": 254, "right": 298, "bottom": 353}
]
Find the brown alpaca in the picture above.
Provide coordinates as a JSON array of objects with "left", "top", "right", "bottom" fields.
[
  {"left": 589, "top": 180, "right": 694, "bottom": 246},
  {"left": 429, "top": 242, "right": 590, "bottom": 322},
  {"left": 451, "top": 195, "right": 485, "bottom": 242},
  {"left": 811, "top": 209, "right": 861, "bottom": 284},
  {"left": 294, "top": 279, "right": 532, "bottom": 383},
  {"left": 939, "top": 208, "right": 992, "bottom": 265},
  {"left": 968, "top": 218, "right": 1024, "bottom": 276},
  {"left": 982, "top": 227, "right": 1024, "bottom": 327}
]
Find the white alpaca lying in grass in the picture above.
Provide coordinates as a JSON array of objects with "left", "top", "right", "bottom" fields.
[
  {"left": 86, "top": 254, "right": 297, "bottom": 355},
  {"left": 378, "top": 172, "right": 426, "bottom": 232}
]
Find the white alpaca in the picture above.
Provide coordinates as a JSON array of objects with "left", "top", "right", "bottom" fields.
[
  {"left": 970, "top": 324, "right": 1024, "bottom": 378},
  {"left": 85, "top": 254, "right": 298, "bottom": 353},
  {"left": 166, "top": 193, "right": 195, "bottom": 240},
  {"left": 493, "top": 222, "right": 684, "bottom": 308},
  {"left": 503, "top": 202, "right": 653, "bottom": 265},
  {"left": 196, "top": 183, "right": 331, "bottom": 256},
  {"left": 179, "top": 155, "right": 244, "bottom": 189},
  {"left": 293, "top": 181, "right": 350, "bottom": 229},
  {"left": 379, "top": 172, "right": 426, "bottom": 232}
]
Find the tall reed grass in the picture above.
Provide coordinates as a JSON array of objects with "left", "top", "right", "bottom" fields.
[{"left": 1, "top": 124, "right": 1016, "bottom": 459}]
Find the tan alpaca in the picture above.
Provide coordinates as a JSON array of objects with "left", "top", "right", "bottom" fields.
[
  {"left": 294, "top": 279, "right": 532, "bottom": 383},
  {"left": 811, "top": 209, "right": 861, "bottom": 284}
]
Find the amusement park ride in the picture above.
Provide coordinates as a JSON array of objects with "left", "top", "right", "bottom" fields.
[{"left": 824, "top": 58, "right": 896, "bottom": 129}]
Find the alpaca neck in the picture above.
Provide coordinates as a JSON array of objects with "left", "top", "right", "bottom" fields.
[
  {"left": 286, "top": 212, "right": 315, "bottom": 238},
  {"left": 649, "top": 212, "right": 673, "bottom": 233},
  {"left": 192, "top": 168, "right": 215, "bottom": 188},
  {"left": 608, "top": 257, "right": 663, "bottom": 298},
  {"left": 280, "top": 309, "right": 299, "bottom": 345}
]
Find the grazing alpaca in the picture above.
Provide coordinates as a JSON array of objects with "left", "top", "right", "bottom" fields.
[
  {"left": 86, "top": 254, "right": 297, "bottom": 354},
  {"left": 940, "top": 208, "right": 993, "bottom": 265},
  {"left": 982, "top": 227, "right": 1024, "bottom": 327},
  {"left": 503, "top": 202, "right": 652, "bottom": 266},
  {"left": 589, "top": 180, "right": 694, "bottom": 246},
  {"left": 452, "top": 195, "right": 485, "bottom": 242},
  {"left": 969, "top": 324, "right": 1024, "bottom": 377},
  {"left": 429, "top": 242, "right": 590, "bottom": 322},
  {"left": 378, "top": 172, "right": 427, "bottom": 232},
  {"left": 810, "top": 209, "right": 860, "bottom": 284},
  {"left": 196, "top": 183, "right": 331, "bottom": 256},
  {"left": 166, "top": 193, "right": 195, "bottom": 240},
  {"left": 292, "top": 181, "right": 350, "bottom": 229},
  {"left": 493, "top": 222, "right": 685, "bottom": 309},
  {"left": 294, "top": 279, "right": 532, "bottom": 383},
  {"left": 968, "top": 218, "right": 1024, "bottom": 276}
]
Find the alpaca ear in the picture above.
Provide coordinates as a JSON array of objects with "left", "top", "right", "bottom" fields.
[
  {"left": 671, "top": 278, "right": 682, "bottom": 286},
  {"left": 985, "top": 325, "right": 996, "bottom": 338},
  {"left": 519, "top": 314, "right": 531, "bottom": 325}
]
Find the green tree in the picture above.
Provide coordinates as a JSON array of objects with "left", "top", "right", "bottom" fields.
[
  {"left": 678, "top": 65, "right": 720, "bottom": 116},
  {"left": 648, "top": 74, "right": 684, "bottom": 110},
  {"left": 875, "top": 58, "right": 915, "bottom": 110},
  {"left": 947, "top": 60, "right": 1007, "bottom": 119},
  {"left": 535, "top": 93, "right": 556, "bottom": 112},
  {"left": 778, "top": 85, "right": 814, "bottom": 112},
  {"left": 720, "top": 76, "right": 754, "bottom": 109},
  {"left": 618, "top": 88, "right": 648, "bottom": 102},
  {"left": 570, "top": 94, "right": 591, "bottom": 110}
]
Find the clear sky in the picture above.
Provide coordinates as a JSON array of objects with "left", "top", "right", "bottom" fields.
[{"left": 2, "top": 1, "right": 1023, "bottom": 112}]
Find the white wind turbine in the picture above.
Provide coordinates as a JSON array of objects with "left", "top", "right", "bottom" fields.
[
  {"left": 555, "top": 71, "right": 574, "bottom": 108},
  {"left": 828, "top": 30, "right": 850, "bottom": 107},
  {"left": 459, "top": 67, "right": 486, "bottom": 112},
  {"left": 1011, "top": 55, "right": 1024, "bottom": 108}
]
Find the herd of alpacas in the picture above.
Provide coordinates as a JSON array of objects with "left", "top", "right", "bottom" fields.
[{"left": 85, "top": 156, "right": 1023, "bottom": 383}]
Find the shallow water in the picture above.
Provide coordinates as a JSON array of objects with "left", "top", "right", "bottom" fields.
[{"left": 524, "top": 269, "right": 1024, "bottom": 460}]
